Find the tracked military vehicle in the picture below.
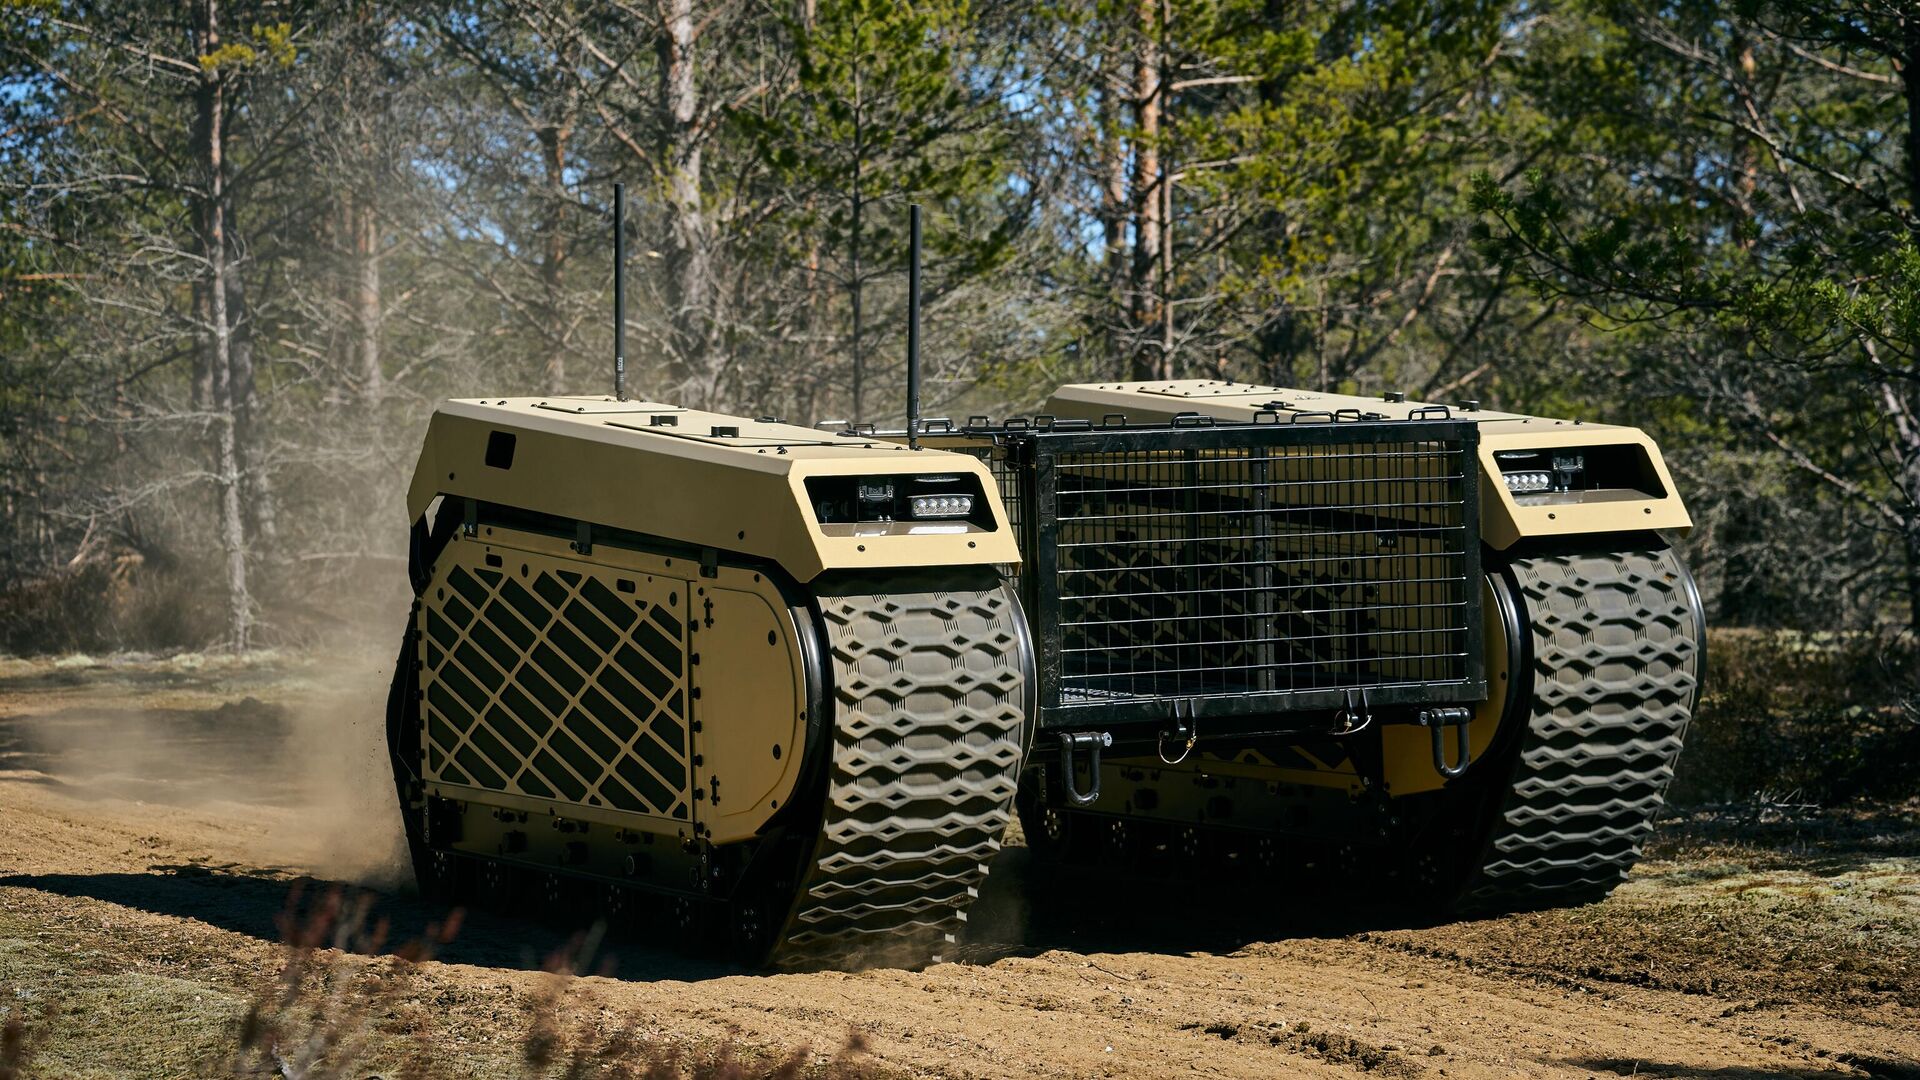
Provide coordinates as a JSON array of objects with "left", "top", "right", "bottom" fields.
[
  {"left": 386, "top": 378, "right": 1700, "bottom": 968},
  {"left": 386, "top": 203, "right": 1701, "bottom": 969},
  {"left": 988, "top": 382, "right": 1702, "bottom": 911},
  {"left": 386, "top": 397, "right": 1030, "bottom": 969}
]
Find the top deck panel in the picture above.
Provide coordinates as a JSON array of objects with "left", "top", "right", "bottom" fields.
[
  {"left": 448, "top": 396, "right": 919, "bottom": 461},
  {"left": 1047, "top": 380, "right": 1606, "bottom": 432}
]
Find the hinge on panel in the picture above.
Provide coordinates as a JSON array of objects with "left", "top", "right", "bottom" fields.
[
  {"left": 1333, "top": 687, "right": 1373, "bottom": 736},
  {"left": 1157, "top": 700, "right": 1197, "bottom": 765},
  {"left": 570, "top": 520, "right": 592, "bottom": 556},
  {"left": 699, "top": 546, "right": 718, "bottom": 578},
  {"left": 461, "top": 499, "right": 477, "bottom": 537}
]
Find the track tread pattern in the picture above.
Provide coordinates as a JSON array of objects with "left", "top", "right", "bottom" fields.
[
  {"left": 1461, "top": 549, "right": 1701, "bottom": 908},
  {"left": 767, "top": 574, "right": 1028, "bottom": 970}
]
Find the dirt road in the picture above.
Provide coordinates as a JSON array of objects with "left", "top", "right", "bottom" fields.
[{"left": 1, "top": 653, "right": 1916, "bottom": 1078}]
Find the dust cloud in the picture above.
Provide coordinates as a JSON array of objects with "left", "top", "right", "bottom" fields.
[
  {"left": 1, "top": 610, "right": 416, "bottom": 892},
  {"left": 271, "top": 642, "right": 413, "bottom": 889}
]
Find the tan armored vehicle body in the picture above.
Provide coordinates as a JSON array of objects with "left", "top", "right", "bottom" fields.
[
  {"left": 389, "top": 381, "right": 1703, "bottom": 968},
  {"left": 390, "top": 397, "right": 1031, "bottom": 967},
  {"left": 407, "top": 398, "right": 1019, "bottom": 580}
]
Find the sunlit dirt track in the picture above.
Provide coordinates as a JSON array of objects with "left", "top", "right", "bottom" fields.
[{"left": 1, "top": 654, "right": 1916, "bottom": 1078}]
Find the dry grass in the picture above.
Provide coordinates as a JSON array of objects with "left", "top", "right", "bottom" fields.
[
  {"left": 0, "top": 883, "right": 885, "bottom": 1080},
  {"left": 213, "top": 886, "right": 883, "bottom": 1080},
  {"left": 1360, "top": 799, "right": 1920, "bottom": 1014}
]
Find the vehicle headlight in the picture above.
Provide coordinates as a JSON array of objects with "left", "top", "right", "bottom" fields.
[
  {"left": 909, "top": 494, "right": 974, "bottom": 519},
  {"left": 1502, "top": 470, "right": 1551, "bottom": 494}
]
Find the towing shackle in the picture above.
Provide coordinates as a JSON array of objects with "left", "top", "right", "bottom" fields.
[
  {"left": 1056, "top": 730, "right": 1114, "bottom": 808},
  {"left": 1418, "top": 706, "right": 1475, "bottom": 779}
]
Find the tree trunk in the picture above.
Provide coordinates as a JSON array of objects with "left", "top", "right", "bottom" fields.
[
  {"left": 196, "top": 0, "right": 251, "bottom": 650},
  {"left": 1898, "top": 12, "right": 1920, "bottom": 635},
  {"left": 1100, "top": 46, "right": 1131, "bottom": 372},
  {"left": 1129, "top": 0, "right": 1167, "bottom": 381},
  {"left": 190, "top": 279, "right": 213, "bottom": 409},
  {"left": 1904, "top": 9, "right": 1920, "bottom": 241},
  {"left": 1892, "top": 382, "right": 1920, "bottom": 638},
  {"left": 228, "top": 269, "right": 276, "bottom": 546},
  {"left": 1730, "top": 35, "right": 1758, "bottom": 229},
  {"left": 351, "top": 195, "right": 383, "bottom": 402},
  {"left": 1905, "top": 521, "right": 1920, "bottom": 643},
  {"left": 658, "top": 0, "right": 713, "bottom": 404}
]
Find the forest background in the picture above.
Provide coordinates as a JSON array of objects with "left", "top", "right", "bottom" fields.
[{"left": 3, "top": 0, "right": 1918, "bottom": 655}]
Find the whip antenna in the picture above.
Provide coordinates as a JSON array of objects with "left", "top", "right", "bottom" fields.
[
  {"left": 906, "top": 203, "right": 922, "bottom": 450},
  {"left": 613, "top": 183, "right": 627, "bottom": 401}
]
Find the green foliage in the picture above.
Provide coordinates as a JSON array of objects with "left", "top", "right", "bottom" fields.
[
  {"left": 197, "top": 23, "right": 297, "bottom": 71},
  {"left": 1468, "top": 0, "right": 1920, "bottom": 628},
  {"left": 7, "top": 0, "right": 1920, "bottom": 646},
  {"left": 1120, "top": 0, "right": 1555, "bottom": 395},
  {"left": 742, "top": 0, "right": 1007, "bottom": 263},
  {"left": 731, "top": 0, "right": 1022, "bottom": 416}
]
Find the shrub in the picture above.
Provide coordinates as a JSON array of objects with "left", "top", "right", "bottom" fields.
[
  {"left": 1671, "top": 629, "right": 1920, "bottom": 805},
  {"left": 0, "top": 556, "right": 225, "bottom": 655}
]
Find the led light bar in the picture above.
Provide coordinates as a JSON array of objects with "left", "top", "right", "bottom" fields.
[
  {"left": 1503, "top": 470, "right": 1552, "bottom": 494},
  {"left": 910, "top": 493, "right": 974, "bottom": 519}
]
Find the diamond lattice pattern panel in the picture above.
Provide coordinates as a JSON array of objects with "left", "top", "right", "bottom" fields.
[{"left": 420, "top": 546, "right": 692, "bottom": 821}]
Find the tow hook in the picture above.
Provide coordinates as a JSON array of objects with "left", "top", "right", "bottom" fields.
[
  {"left": 1418, "top": 707, "right": 1475, "bottom": 779},
  {"left": 1057, "top": 731, "right": 1113, "bottom": 807}
]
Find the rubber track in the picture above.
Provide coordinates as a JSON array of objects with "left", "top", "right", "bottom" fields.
[
  {"left": 1459, "top": 549, "right": 1702, "bottom": 909},
  {"left": 766, "top": 573, "right": 1029, "bottom": 970}
]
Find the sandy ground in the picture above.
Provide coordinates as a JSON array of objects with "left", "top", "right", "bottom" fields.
[{"left": 0, "top": 653, "right": 1917, "bottom": 1078}]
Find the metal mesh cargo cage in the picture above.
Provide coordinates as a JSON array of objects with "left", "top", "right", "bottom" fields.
[{"left": 947, "top": 416, "right": 1484, "bottom": 730}]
